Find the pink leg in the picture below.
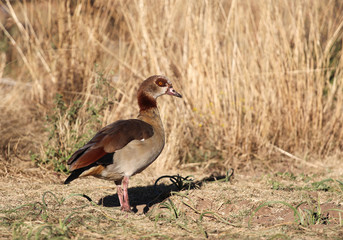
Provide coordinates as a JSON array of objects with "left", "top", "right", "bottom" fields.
[
  {"left": 116, "top": 184, "right": 124, "bottom": 208},
  {"left": 121, "top": 176, "right": 131, "bottom": 212},
  {"left": 116, "top": 176, "right": 131, "bottom": 212}
]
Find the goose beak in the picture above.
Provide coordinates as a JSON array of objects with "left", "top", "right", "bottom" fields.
[{"left": 166, "top": 87, "right": 182, "bottom": 98}]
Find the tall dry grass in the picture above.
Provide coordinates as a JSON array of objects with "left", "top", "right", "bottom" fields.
[{"left": 1, "top": 0, "right": 343, "bottom": 173}]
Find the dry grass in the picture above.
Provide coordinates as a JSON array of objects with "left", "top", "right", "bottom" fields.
[
  {"left": 1, "top": 0, "right": 343, "bottom": 171},
  {"left": 1, "top": 1, "right": 343, "bottom": 238}
]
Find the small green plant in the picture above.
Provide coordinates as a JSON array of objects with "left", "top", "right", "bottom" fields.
[
  {"left": 40, "top": 94, "right": 92, "bottom": 172},
  {"left": 271, "top": 180, "right": 282, "bottom": 190},
  {"left": 311, "top": 178, "right": 343, "bottom": 192},
  {"left": 249, "top": 199, "right": 334, "bottom": 227},
  {"left": 34, "top": 68, "right": 116, "bottom": 173},
  {"left": 160, "top": 199, "right": 182, "bottom": 220},
  {"left": 275, "top": 172, "right": 297, "bottom": 181},
  {"left": 298, "top": 204, "right": 329, "bottom": 225},
  {"left": 269, "top": 180, "right": 296, "bottom": 191},
  {"left": 249, "top": 201, "right": 304, "bottom": 227}
]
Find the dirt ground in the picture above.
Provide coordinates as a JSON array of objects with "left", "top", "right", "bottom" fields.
[{"left": 1, "top": 157, "right": 343, "bottom": 239}]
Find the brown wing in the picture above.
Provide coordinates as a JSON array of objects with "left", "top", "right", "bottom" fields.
[{"left": 67, "top": 119, "right": 154, "bottom": 171}]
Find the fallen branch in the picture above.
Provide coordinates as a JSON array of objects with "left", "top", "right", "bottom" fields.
[{"left": 269, "top": 143, "right": 325, "bottom": 169}]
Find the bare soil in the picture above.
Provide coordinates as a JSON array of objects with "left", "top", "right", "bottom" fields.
[{"left": 1, "top": 157, "right": 343, "bottom": 239}]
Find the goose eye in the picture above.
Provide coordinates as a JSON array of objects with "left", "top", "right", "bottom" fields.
[{"left": 156, "top": 78, "right": 167, "bottom": 87}]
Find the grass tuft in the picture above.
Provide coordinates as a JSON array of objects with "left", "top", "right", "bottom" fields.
[
  {"left": 249, "top": 197, "right": 340, "bottom": 228},
  {"left": 249, "top": 201, "right": 304, "bottom": 227}
]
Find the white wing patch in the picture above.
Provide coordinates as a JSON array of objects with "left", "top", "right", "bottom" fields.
[{"left": 140, "top": 138, "right": 145, "bottom": 142}]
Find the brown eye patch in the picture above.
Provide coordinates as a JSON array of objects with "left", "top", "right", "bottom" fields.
[{"left": 155, "top": 78, "right": 168, "bottom": 87}]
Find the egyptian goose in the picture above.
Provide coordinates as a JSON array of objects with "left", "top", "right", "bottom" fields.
[{"left": 64, "top": 75, "right": 182, "bottom": 212}]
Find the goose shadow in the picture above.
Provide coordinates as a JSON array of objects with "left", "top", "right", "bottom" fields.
[
  {"left": 98, "top": 183, "right": 176, "bottom": 213},
  {"left": 97, "top": 169, "right": 234, "bottom": 213}
]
